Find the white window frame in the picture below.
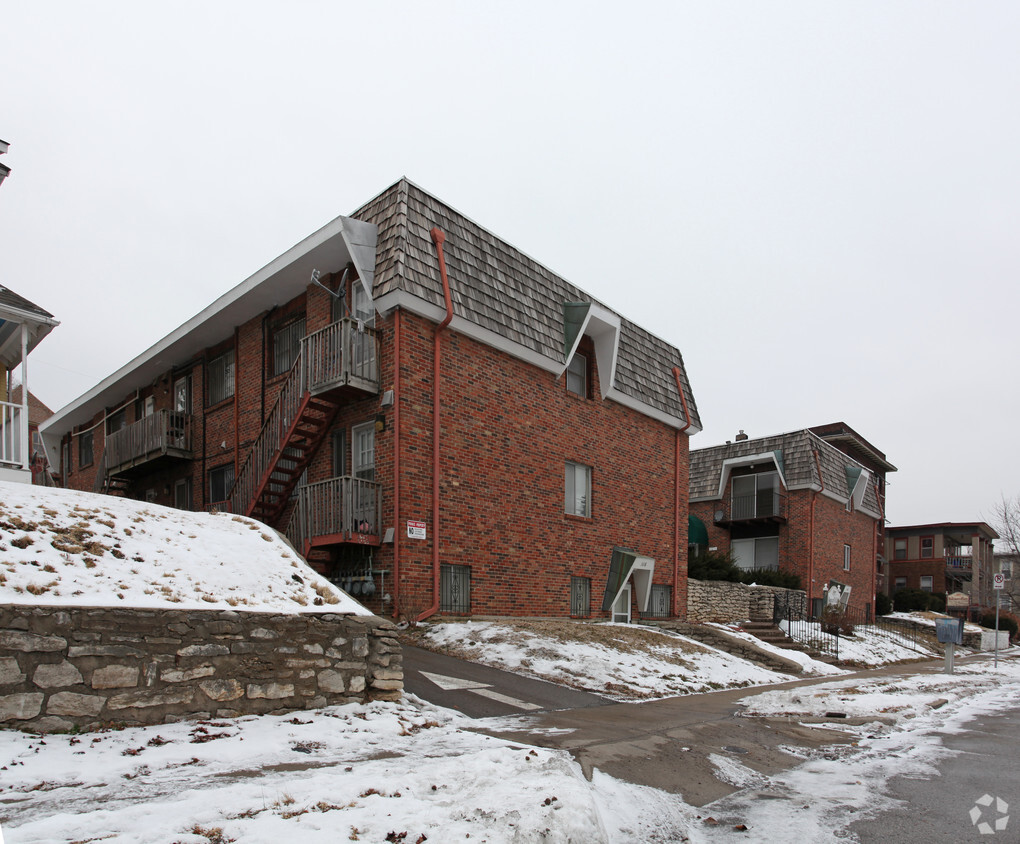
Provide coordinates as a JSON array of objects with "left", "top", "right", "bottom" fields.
[
  {"left": 566, "top": 352, "right": 587, "bottom": 397},
  {"left": 352, "top": 422, "right": 375, "bottom": 482},
  {"left": 565, "top": 461, "right": 592, "bottom": 518},
  {"left": 920, "top": 575, "right": 933, "bottom": 592},
  {"left": 844, "top": 544, "right": 851, "bottom": 572}
]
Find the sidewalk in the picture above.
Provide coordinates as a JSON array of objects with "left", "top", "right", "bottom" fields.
[{"left": 472, "top": 650, "right": 1016, "bottom": 806}]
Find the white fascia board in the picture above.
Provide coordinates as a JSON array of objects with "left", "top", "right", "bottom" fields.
[
  {"left": 559, "top": 303, "right": 621, "bottom": 400},
  {"left": 717, "top": 452, "right": 788, "bottom": 499},
  {"left": 42, "top": 214, "right": 374, "bottom": 439},
  {"left": 0, "top": 304, "right": 60, "bottom": 329},
  {"left": 630, "top": 556, "right": 656, "bottom": 613},
  {"left": 374, "top": 290, "right": 695, "bottom": 431}
]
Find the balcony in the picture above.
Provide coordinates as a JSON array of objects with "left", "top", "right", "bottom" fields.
[
  {"left": 301, "top": 318, "right": 379, "bottom": 398},
  {"left": 946, "top": 555, "right": 973, "bottom": 581},
  {"left": 714, "top": 491, "right": 787, "bottom": 526},
  {"left": 287, "top": 475, "right": 382, "bottom": 555},
  {"left": 104, "top": 411, "right": 193, "bottom": 477},
  {"left": 0, "top": 400, "right": 24, "bottom": 467}
]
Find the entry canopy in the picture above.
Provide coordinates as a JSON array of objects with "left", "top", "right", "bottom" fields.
[{"left": 601, "top": 547, "right": 655, "bottom": 614}]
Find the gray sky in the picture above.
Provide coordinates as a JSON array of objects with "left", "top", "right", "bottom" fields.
[{"left": 2, "top": 2, "right": 1018, "bottom": 528}]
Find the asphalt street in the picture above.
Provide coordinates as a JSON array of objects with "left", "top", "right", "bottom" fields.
[{"left": 849, "top": 704, "right": 1020, "bottom": 843}]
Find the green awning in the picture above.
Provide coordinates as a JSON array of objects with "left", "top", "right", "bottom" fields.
[{"left": 688, "top": 515, "right": 709, "bottom": 548}]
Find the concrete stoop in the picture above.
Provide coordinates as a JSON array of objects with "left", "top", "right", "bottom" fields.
[{"left": 740, "top": 620, "right": 840, "bottom": 665}]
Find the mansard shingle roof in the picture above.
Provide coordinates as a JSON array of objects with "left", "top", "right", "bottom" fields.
[
  {"left": 690, "top": 429, "right": 882, "bottom": 516},
  {"left": 352, "top": 179, "right": 700, "bottom": 429}
]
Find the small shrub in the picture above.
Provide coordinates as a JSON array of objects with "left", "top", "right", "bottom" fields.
[
  {"left": 820, "top": 606, "right": 855, "bottom": 636},
  {"left": 979, "top": 610, "right": 1019, "bottom": 638},
  {"left": 736, "top": 568, "right": 802, "bottom": 590},
  {"left": 893, "top": 588, "right": 945, "bottom": 613},
  {"left": 875, "top": 592, "right": 893, "bottom": 616}
]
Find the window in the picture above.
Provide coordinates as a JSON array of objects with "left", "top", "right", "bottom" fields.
[
  {"left": 62, "top": 441, "right": 71, "bottom": 478},
  {"left": 78, "top": 431, "right": 94, "bottom": 468},
  {"left": 208, "top": 350, "right": 235, "bottom": 405},
  {"left": 142, "top": 396, "right": 155, "bottom": 417},
  {"left": 732, "top": 471, "right": 780, "bottom": 519},
  {"left": 106, "top": 409, "right": 127, "bottom": 435},
  {"left": 174, "top": 374, "right": 192, "bottom": 414},
  {"left": 332, "top": 428, "right": 346, "bottom": 477},
  {"left": 208, "top": 463, "right": 235, "bottom": 504},
  {"left": 440, "top": 564, "right": 471, "bottom": 613},
  {"left": 1001, "top": 561, "right": 1013, "bottom": 579},
  {"left": 352, "top": 423, "right": 375, "bottom": 481},
  {"left": 566, "top": 353, "right": 588, "bottom": 397},
  {"left": 272, "top": 317, "right": 306, "bottom": 376},
  {"left": 565, "top": 461, "right": 592, "bottom": 517},
  {"left": 920, "top": 536, "right": 934, "bottom": 559},
  {"left": 894, "top": 576, "right": 907, "bottom": 590},
  {"left": 174, "top": 477, "right": 192, "bottom": 510},
  {"left": 894, "top": 538, "right": 907, "bottom": 560},
  {"left": 731, "top": 536, "right": 779, "bottom": 571},
  {"left": 844, "top": 544, "right": 851, "bottom": 572},
  {"left": 920, "top": 575, "right": 933, "bottom": 592},
  {"left": 647, "top": 584, "right": 672, "bottom": 619},
  {"left": 570, "top": 576, "right": 591, "bottom": 617}
]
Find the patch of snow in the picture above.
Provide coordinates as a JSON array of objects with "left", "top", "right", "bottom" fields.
[{"left": 0, "top": 481, "right": 369, "bottom": 615}]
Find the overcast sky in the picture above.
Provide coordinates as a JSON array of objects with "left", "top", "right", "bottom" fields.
[{"left": 2, "top": 2, "right": 1018, "bottom": 529}]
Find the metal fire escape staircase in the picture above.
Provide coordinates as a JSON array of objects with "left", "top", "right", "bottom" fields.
[{"left": 226, "top": 319, "right": 376, "bottom": 529}]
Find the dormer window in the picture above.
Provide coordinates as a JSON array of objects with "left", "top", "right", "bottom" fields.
[{"left": 566, "top": 352, "right": 588, "bottom": 397}]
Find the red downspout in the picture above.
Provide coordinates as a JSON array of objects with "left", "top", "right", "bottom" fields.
[
  {"left": 671, "top": 367, "right": 692, "bottom": 618},
  {"left": 392, "top": 308, "right": 402, "bottom": 618},
  {"left": 810, "top": 448, "right": 826, "bottom": 610},
  {"left": 417, "top": 227, "right": 454, "bottom": 622}
]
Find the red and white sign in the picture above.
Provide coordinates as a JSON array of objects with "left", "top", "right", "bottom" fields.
[
  {"left": 407, "top": 520, "right": 427, "bottom": 540},
  {"left": 994, "top": 573, "right": 1006, "bottom": 590}
]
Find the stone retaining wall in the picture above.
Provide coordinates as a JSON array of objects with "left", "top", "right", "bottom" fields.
[
  {"left": 0, "top": 605, "right": 402, "bottom": 732},
  {"left": 687, "top": 579, "right": 807, "bottom": 623}
]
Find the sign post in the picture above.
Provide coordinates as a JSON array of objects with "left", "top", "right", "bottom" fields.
[{"left": 993, "top": 572, "right": 1006, "bottom": 667}]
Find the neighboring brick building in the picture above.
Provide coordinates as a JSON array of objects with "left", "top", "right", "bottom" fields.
[
  {"left": 809, "top": 422, "right": 896, "bottom": 595},
  {"left": 9, "top": 385, "right": 54, "bottom": 485},
  {"left": 689, "top": 427, "right": 886, "bottom": 617},
  {"left": 41, "top": 179, "right": 701, "bottom": 621},
  {"left": 885, "top": 522, "right": 999, "bottom": 613}
]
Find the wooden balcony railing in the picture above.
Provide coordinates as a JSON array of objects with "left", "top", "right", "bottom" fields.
[
  {"left": 287, "top": 475, "right": 382, "bottom": 553},
  {"left": 103, "top": 411, "right": 192, "bottom": 477}
]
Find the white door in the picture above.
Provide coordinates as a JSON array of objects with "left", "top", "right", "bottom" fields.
[
  {"left": 351, "top": 423, "right": 376, "bottom": 533},
  {"left": 612, "top": 584, "right": 631, "bottom": 623}
]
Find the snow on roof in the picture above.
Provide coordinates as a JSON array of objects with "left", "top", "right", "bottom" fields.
[{"left": 0, "top": 481, "right": 370, "bottom": 615}]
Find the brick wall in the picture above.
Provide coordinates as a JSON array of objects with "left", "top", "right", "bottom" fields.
[
  {"left": 0, "top": 605, "right": 402, "bottom": 732},
  {"left": 60, "top": 279, "right": 692, "bottom": 621}
]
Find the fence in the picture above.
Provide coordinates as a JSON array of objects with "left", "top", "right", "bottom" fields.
[{"left": 773, "top": 595, "right": 932, "bottom": 661}]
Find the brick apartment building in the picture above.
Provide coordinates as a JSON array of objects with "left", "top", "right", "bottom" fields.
[
  {"left": 885, "top": 522, "right": 999, "bottom": 613},
  {"left": 689, "top": 427, "right": 887, "bottom": 617},
  {"left": 40, "top": 179, "right": 701, "bottom": 622}
]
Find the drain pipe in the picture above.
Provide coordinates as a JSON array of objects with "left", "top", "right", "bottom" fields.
[
  {"left": 671, "top": 367, "right": 692, "bottom": 618},
  {"left": 417, "top": 227, "right": 454, "bottom": 623},
  {"left": 810, "top": 447, "right": 826, "bottom": 612},
  {"left": 392, "top": 308, "right": 402, "bottom": 618}
]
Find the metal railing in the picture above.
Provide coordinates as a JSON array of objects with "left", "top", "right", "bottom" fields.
[
  {"left": 103, "top": 411, "right": 192, "bottom": 476},
  {"left": 0, "top": 400, "right": 24, "bottom": 467},
  {"left": 228, "top": 319, "right": 378, "bottom": 519},
  {"left": 774, "top": 597, "right": 932, "bottom": 661},
  {"left": 721, "top": 491, "right": 787, "bottom": 521},
  {"left": 286, "top": 475, "right": 382, "bottom": 553}
]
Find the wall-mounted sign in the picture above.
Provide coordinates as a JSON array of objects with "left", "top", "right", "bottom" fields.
[{"left": 407, "top": 520, "right": 426, "bottom": 540}]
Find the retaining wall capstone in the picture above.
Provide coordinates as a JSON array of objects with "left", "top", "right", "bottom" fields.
[
  {"left": 0, "top": 605, "right": 402, "bottom": 732},
  {"left": 687, "top": 579, "right": 807, "bottom": 624}
]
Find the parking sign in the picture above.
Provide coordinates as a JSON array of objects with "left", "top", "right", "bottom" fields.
[{"left": 994, "top": 573, "right": 1005, "bottom": 589}]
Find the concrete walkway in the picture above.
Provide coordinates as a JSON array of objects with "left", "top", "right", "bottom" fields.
[{"left": 471, "top": 652, "right": 1006, "bottom": 806}]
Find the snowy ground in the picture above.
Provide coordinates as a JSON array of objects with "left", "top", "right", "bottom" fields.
[
  {"left": 414, "top": 619, "right": 792, "bottom": 700},
  {"left": 0, "top": 481, "right": 366, "bottom": 614},
  {"left": 1, "top": 655, "right": 1018, "bottom": 842}
]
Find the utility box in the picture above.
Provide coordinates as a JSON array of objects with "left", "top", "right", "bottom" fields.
[{"left": 936, "top": 617, "right": 964, "bottom": 645}]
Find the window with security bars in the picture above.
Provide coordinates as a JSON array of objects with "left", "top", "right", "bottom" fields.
[
  {"left": 208, "top": 463, "right": 235, "bottom": 505},
  {"left": 440, "top": 564, "right": 471, "bottom": 614},
  {"left": 272, "top": 317, "right": 306, "bottom": 376},
  {"left": 207, "top": 350, "right": 235, "bottom": 405},
  {"left": 646, "top": 584, "right": 672, "bottom": 618},
  {"left": 570, "top": 576, "right": 591, "bottom": 617}
]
